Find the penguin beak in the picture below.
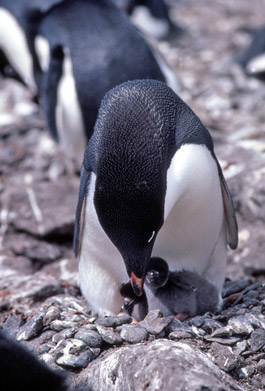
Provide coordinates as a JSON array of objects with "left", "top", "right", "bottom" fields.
[{"left": 130, "top": 272, "right": 145, "bottom": 296}]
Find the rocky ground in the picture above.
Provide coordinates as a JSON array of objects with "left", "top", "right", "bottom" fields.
[{"left": 0, "top": 0, "right": 265, "bottom": 390}]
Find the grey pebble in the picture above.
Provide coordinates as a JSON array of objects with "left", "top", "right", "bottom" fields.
[
  {"left": 96, "top": 325, "right": 122, "bottom": 345},
  {"left": 52, "top": 328, "right": 77, "bottom": 343},
  {"left": 189, "top": 316, "right": 205, "bottom": 328},
  {"left": 43, "top": 305, "right": 61, "bottom": 325},
  {"left": 257, "top": 359, "right": 265, "bottom": 373},
  {"left": 211, "top": 326, "right": 232, "bottom": 338},
  {"left": 204, "top": 336, "right": 241, "bottom": 346},
  {"left": 37, "top": 343, "right": 53, "bottom": 355},
  {"left": 201, "top": 318, "right": 223, "bottom": 334},
  {"left": 56, "top": 350, "right": 93, "bottom": 368},
  {"left": 236, "top": 365, "right": 256, "bottom": 379},
  {"left": 95, "top": 314, "right": 132, "bottom": 328},
  {"left": 17, "top": 312, "right": 44, "bottom": 341},
  {"left": 249, "top": 328, "right": 265, "bottom": 352},
  {"left": 49, "top": 320, "right": 78, "bottom": 332},
  {"left": 222, "top": 280, "right": 250, "bottom": 297},
  {"left": 209, "top": 342, "right": 242, "bottom": 373},
  {"left": 119, "top": 325, "right": 149, "bottom": 344},
  {"left": 233, "top": 340, "right": 248, "bottom": 356},
  {"left": 227, "top": 315, "right": 254, "bottom": 336},
  {"left": 169, "top": 330, "right": 193, "bottom": 340},
  {"left": 75, "top": 329, "right": 103, "bottom": 348},
  {"left": 139, "top": 310, "right": 173, "bottom": 335}
]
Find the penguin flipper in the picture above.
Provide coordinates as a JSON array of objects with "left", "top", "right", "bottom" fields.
[
  {"left": 216, "top": 161, "right": 238, "bottom": 250},
  {"left": 169, "top": 273, "right": 196, "bottom": 291},
  {"left": 73, "top": 165, "right": 91, "bottom": 258}
]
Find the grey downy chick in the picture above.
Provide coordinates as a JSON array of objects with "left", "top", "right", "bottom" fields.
[{"left": 145, "top": 257, "right": 219, "bottom": 320}]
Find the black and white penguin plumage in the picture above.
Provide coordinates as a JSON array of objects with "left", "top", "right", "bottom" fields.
[
  {"left": 74, "top": 79, "right": 238, "bottom": 316},
  {"left": 0, "top": 0, "right": 63, "bottom": 94},
  {"left": 236, "top": 25, "right": 265, "bottom": 81},
  {"left": 0, "top": 330, "right": 68, "bottom": 391},
  {"left": 32, "top": 0, "right": 177, "bottom": 165},
  {"left": 120, "top": 257, "right": 219, "bottom": 320}
]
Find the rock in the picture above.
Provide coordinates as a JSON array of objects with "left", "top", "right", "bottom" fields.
[
  {"left": 201, "top": 319, "right": 223, "bottom": 334},
  {"left": 96, "top": 326, "right": 122, "bottom": 345},
  {"left": 75, "top": 329, "right": 103, "bottom": 348},
  {"left": 233, "top": 340, "right": 248, "bottom": 356},
  {"left": 204, "top": 336, "right": 241, "bottom": 346},
  {"left": 257, "top": 359, "right": 265, "bottom": 373},
  {"left": 0, "top": 272, "right": 64, "bottom": 310},
  {"left": 43, "top": 306, "right": 61, "bottom": 325},
  {"left": 237, "top": 365, "right": 256, "bottom": 379},
  {"left": 56, "top": 350, "right": 93, "bottom": 368},
  {"left": 1, "top": 313, "right": 25, "bottom": 338},
  {"left": 139, "top": 310, "right": 174, "bottom": 335},
  {"left": 52, "top": 328, "right": 77, "bottom": 343},
  {"left": 209, "top": 342, "right": 243, "bottom": 373},
  {"left": 211, "top": 326, "right": 232, "bottom": 338},
  {"left": 222, "top": 280, "right": 250, "bottom": 297},
  {"left": 227, "top": 315, "right": 254, "bottom": 336},
  {"left": 119, "top": 325, "right": 149, "bottom": 344},
  {"left": 17, "top": 312, "right": 44, "bottom": 341},
  {"left": 49, "top": 320, "right": 78, "bottom": 332},
  {"left": 81, "top": 340, "right": 243, "bottom": 391},
  {"left": 95, "top": 315, "right": 132, "bottom": 328},
  {"left": 169, "top": 330, "right": 193, "bottom": 340},
  {"left": 54, "top": 338, "right": 94, "bottom": 368},
  {"left": 249, "top": 329, "right": 265, "bottom": 352},
  {"left": 8, "top": 177, "right": 80, "bottom": 238}
]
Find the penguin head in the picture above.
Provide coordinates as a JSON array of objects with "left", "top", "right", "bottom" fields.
[
  {"left": 146, "top": 257, "right": 169, "bottom": 288},
  {"left": 94, "top": 170, "right": 164, "bottom": 296}
]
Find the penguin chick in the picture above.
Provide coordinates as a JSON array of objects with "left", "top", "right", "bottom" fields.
[
  {"left": 144, "top": 257, "right": 219, "bottom": 319},
  {"left": 74, "top": 79, "right": 238, "bottom": 316}
]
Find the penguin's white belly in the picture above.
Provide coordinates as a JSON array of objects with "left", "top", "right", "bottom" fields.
[
  {"left": 56, "top": 48, "right": 87, "bottom": 167},
  {"left": 153, "top": 144, "right": 226, "bottom": 294},
  {"left": 79, "top": 173, "right": 127, "bottom": 316}
]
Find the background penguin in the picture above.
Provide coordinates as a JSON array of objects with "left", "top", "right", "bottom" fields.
[
  {"left": 30, "top": 0, "right": 178, "bottom": 166},
  {"left": 0, "top": 330, "right": 89, "bottom": 391},
  {"left": 74, "top": 79, "right": 238, "bottom": 317},
  {"left": 236, "top": 25, "right": 265, "bottom": 81},
  {"left": 0, "top": 0, "right": 63, "bottom": 95},
  {"left": 116, "top": 0, "right": 178, "bottom": 40},
  {"left": 120, "top": 257, "right": 219, "bottom": 320}
]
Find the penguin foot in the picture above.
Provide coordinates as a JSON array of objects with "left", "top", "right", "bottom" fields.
[{"left": 174, "top": 313, "right": 189, "bottom": 321}]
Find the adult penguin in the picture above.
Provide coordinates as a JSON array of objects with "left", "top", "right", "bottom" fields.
[
  {"left": 74, "top": 79, "right": 238, "bottom": 316},
  {"left": 34, "top": 0, "right": 177, "bottom": 165}
]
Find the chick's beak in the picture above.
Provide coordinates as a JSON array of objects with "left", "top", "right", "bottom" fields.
[{"left": 130, "top": 272, "right": 145, "bottom": 296}]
